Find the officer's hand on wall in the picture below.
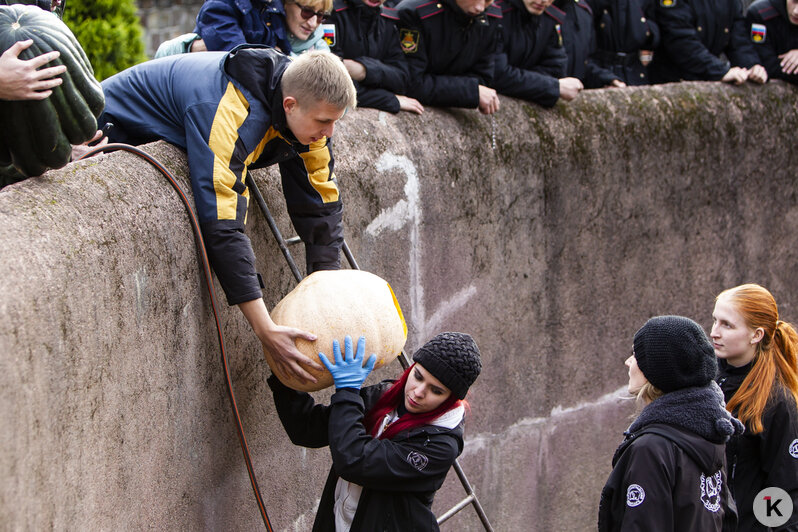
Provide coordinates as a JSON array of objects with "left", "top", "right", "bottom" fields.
[
  {"left": 608, "top": 79, "right": 627, "bottom": 88},
  {"left": 477, "top": 85, "right": 500, "bottom": 115},
  {"left": 558, "top": 77, "right": 584, "bottom": 102},
  {"left": 397, "top": 95, "right": 424, "bottom": 115},
  {"left": 721, "top": 66, "right": 748, "bottom": 85},
  {"left": 779, "top": 50, "right": 798, "bottom": 75},
  {"left": 747, "top": 64, "right": 768, "bottom": 84},
  {"left": 319, "top": 336, "right": 376, "bottom": 390}
]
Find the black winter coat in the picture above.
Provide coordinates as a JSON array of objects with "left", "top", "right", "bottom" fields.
[
  {"left": 717, "top": 359, "right": 798, "bottom": 531},
  {"left": 328, "top": 0, "right": 411, "bottom": 112},
  {"left": 554, "top": 0, "right": 621, "bottom": 87},
  {"left": 650, "top": 0, "right": 760, "bottom": 82},
  {"left": 493, "top": 0, "right": 567, "bottom": 107},
  {"left": 395, "top": 0, "right": 503, "bottom": 108},
  {"left": 747, "top": 0, "right": 798, "bottom": 84},
  {"left": 598, "top": 383, "right": 741, "bottom": 532},
  {"left": 590, "top": 0, "right": 660, "bottom": 84},
  {"left": 268, "top": 376, "right": 465, "bottom": 532}
]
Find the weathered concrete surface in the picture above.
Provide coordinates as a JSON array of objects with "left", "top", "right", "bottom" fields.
[{"left": 1, "top": 80, "right": 797, "bottom": 531}]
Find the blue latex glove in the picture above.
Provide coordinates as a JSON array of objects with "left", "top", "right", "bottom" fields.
[{"left": 318, "top": 335, "right": 377, "bottom": 390}]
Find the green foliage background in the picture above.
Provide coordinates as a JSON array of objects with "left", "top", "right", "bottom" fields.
[{"left": 63, "top": 0, "right": 147, "bottom": 80}]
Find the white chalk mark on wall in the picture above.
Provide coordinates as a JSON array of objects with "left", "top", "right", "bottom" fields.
[{"left": 366, "top": 152, "right": 476, "bottom": 340}]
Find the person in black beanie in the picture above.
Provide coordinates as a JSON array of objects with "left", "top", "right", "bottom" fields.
[
  {"left": 598, "top": 315, "right": 743, "bottom": 532},
  {"left": 268, "top": 332, "right": 481, "bottom": 531}
]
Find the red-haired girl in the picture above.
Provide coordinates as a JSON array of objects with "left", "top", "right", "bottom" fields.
[
  {"left": 712, "top": 283, "right": 798, "bottom": 531},
  {"left": 269, "top": 332, "right": 482, "bottom": 531}
]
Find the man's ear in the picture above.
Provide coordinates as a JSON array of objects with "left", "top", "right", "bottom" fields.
[{"left": 283, "top": 95, "right": 297, "bottom": 115}]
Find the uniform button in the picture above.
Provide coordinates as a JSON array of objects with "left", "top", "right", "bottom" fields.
[
  {"left": 604, "top": 8, "right": 608, "bottom": 13},
  {"left": 600, "top": 22, "right": 605, "bottom": 28},
  {"left": 266, "top": 22, "right": 271, "bottom": 26},
  {"left": 640, "top": 72, "right": 645, "bottom": 78},
  {"left": 724, "top": 27, "right": 729, "bottom": 33},
  {"left": 584, "top": 60, "right": 588, "bottom": 64},
  {"left": 646, "top": 30, "right": 651, "bottom": 36},
  {"left": 641, "top": 16, "right": 646, "bottom": 22},
  {"left": 697, "top": 25, "right": 702, "bottom": 31},
  {"left": 437, "top": 2, "right": 442, "bottom": 6}
]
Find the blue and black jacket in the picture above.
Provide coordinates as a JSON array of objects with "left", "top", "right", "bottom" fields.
[
  {"left": 194, "top": 0, "right": 292, "bottom": 54},
  {"left": 99, "top": 47, "right": 343, "bottom": 305}
]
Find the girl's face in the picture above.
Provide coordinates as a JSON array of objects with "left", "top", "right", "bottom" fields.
[
  {"left": 285, "top": 0, "right": 327, "bottom": 40},
  {"left": 711, "top": 295, "right": 762, "bottom": 367},
  {"left": 404, "top": 364, "right": 452, "bottom": 414},
  {"left": 625, "top": 354, "right": 647, "bottom": 395}
]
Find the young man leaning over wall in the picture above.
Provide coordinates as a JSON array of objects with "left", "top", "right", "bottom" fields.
[{"left": 97, "top": 47, "right": 357, "bottom": 385}]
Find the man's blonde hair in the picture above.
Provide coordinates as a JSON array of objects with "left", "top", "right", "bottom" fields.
[{"left": 282, "top": 51, "right": 357, "bottom": 110}]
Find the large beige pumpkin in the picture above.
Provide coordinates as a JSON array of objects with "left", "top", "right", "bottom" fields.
[{"left": 265, "top": 270, "right": 407, "bottom": 391}]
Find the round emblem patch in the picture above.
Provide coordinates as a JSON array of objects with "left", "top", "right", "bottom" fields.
[
  {"left": 789, "top": 439, "right": 798, "bottom": 458},
  {"left": 626, "top": 484, "right": 645, "bottom": 507},
  {"left": 406, "top": 451, "right": 429, "bottom": 471}
]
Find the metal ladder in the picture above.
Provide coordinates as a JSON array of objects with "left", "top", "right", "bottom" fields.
[{"left": 247, "top": 176, "right": 494, "bottom": 531}]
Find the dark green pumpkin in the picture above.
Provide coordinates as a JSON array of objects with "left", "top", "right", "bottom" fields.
[{"left": 0, "top": 4, "right": 104, "bottom": 178}]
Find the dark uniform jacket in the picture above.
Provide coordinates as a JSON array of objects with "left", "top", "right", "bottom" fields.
[
  {"left": 268, "top": 376, "right": 465, "bottom": 532},
  {"left": 717, "top": 359, "right": 798, "bottom": 531},
  {"left": 650, "top": 0, "right": 760, "bottom": 82},
  {"left": 194, "top": 0, "right": 292, "bottom": 53},
  {"left": 396, "top": 0, "right": 503, "bottom": 108},
  {"left": 747, "top": 0, "right": 798, "bottom": 84},
  {"left": 554, "top": 0, "right": 621, "bottom": 87},
  {"left": 598, "top": 383, "right": 741, "bottom": 532},
  {"left": 591, "top": 0, "right": 660, "bottom": 84},
  {"left": 99, "top": 47, "right": 343, "bottom": 305},
  {"left": 328, "top": 0, "right": 410, "bottom": 113},
  {"left": 493, "top": 0, "right": 567, "bottom": 107}
]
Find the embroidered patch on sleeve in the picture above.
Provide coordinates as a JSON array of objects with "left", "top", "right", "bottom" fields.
[
  {"left": 750, "top": 23, "right": 767, "bottom": 43},
  {"left": 700, "top": 471, "right": 722, "bottom": 512},
  {"left": 406, "top": 451, "right": 429, "bottom": 471},
  {"left": 399, "top": 28, "right": 420, "bottom": 54},
  {"left": 626, "top": 484, "right": 645, "bottom": 507},
  {"left": 789, "top": 438, "right": 798, "bottom": 458},
  {"left": 322, "top": 24, "right": 336, "bottom": 47}
]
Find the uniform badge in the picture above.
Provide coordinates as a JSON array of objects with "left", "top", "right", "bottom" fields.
[
  {"left": 660, "top": 0, "right": 675, "bottom": 7},
  {"left": 406, "top": 451, "right": 429, "bottom": 471},
  {"left": 399, "top": 28, "right": 420, "bottom": 54},
  {"left": 789, "top": 438, "right": 798, "bottom": 458},
  {"left": 322, "top": 23, "right": 336, "bottom": 47},
  {"left": 626, "top": 484, "right": 645, "bottom": 507},
  {"left": 700, "top": 471, "right": 722, "bottom": 512},
  {"left": 555, "top": 24, "right": 563, "bottom": 47},
  {"left": 750, "top": 23, "right": 767, "bottom": 43}
]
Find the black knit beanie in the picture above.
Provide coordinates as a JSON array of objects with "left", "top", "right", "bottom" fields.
[
  {"left": 412, "top": 332, "right": 482, "bottom": 399},
  {"left": 633, "top": 315, "right": 717, "bottom": 393}
]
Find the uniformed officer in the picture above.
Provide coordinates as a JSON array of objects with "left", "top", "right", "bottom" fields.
[
  {"left": 747, "top": 0, "right": 798, "bottom": 84},
  {"left": 591, "top": 0, "right": 660, "bottom": 85},
  {"left": 493, "top": 0, "right": 585, "bottom": 106},
  {"left": 327, "top": 0, "right": 424, "bottom": 113},
  {"left": 554, "top": 0, "right": 626, "bottom": 88},
  {"left": 650, "top": 0, "right": 769, "bottom": 84},
  {"left": 396, "top": 0, "right": 503, "bottom": 114}
]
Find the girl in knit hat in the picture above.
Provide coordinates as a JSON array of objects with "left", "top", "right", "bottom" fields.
[
  {"left": 712, "top": 284, "right": 798, "bottom": 531},
  {"left": 598, "top": 315, "right": 743, "bottom": 532},
  {"left": 268, "top": 331, "right": 482, "bottom": 531}
]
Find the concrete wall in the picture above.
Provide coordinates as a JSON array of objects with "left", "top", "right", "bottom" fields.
[
  {"left": 1, "top": 80, "right": 797, "bottom": 531},
  {"left": 136, "top": 0, "right": 203, "bottom": 57}
]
